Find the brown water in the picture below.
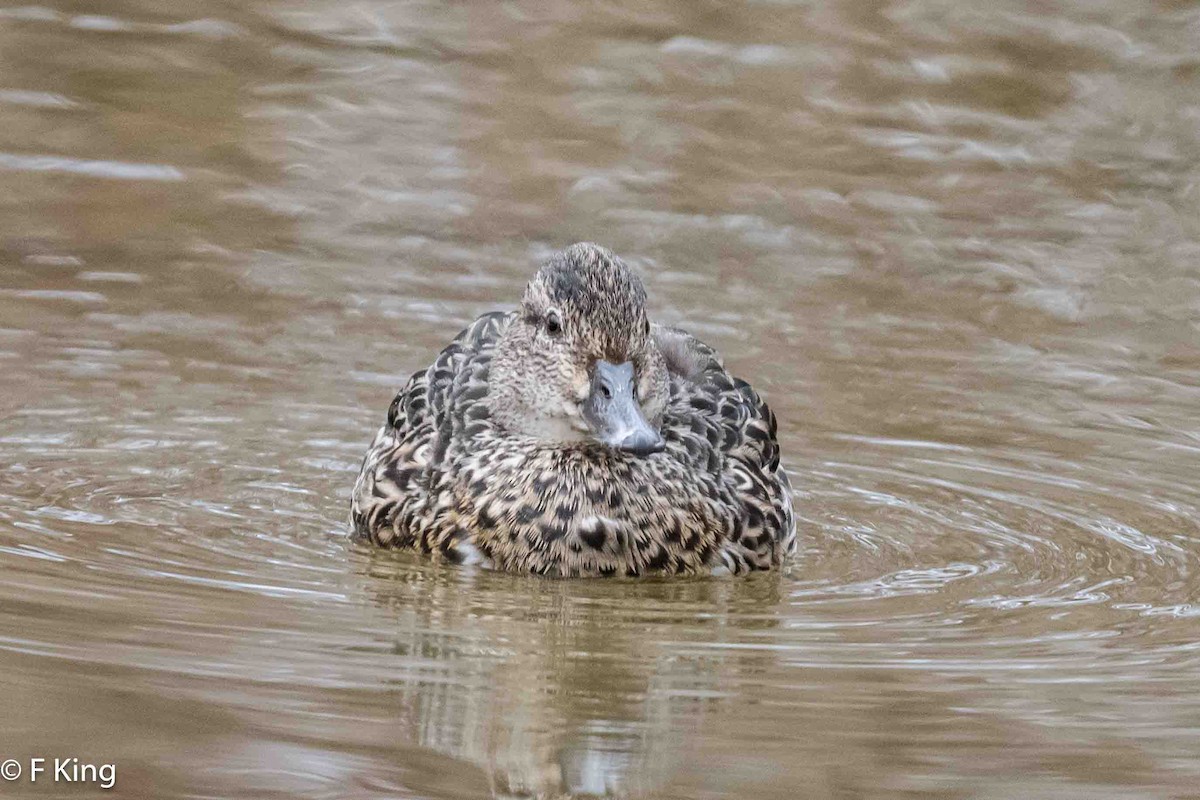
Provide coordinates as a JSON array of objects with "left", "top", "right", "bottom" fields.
[{"left": 2, "top": 1, "right": 1200, "bottom": 797}]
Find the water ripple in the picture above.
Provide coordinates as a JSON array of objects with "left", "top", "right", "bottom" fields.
[{"left": 0, "top": 153, "right": 185, "bottom": 181}]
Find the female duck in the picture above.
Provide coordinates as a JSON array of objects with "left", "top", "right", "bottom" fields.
[{"left": 352, "top": 242, "right": 795, "bottom": 576}]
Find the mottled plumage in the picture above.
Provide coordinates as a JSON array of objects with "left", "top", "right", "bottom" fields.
[{"left": 351, "top": 243, "right": 795, "bottom": 576}]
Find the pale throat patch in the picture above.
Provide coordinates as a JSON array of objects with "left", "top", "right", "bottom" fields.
[{"left": 527, "top": 407, "right": 589, "bottom": 443}]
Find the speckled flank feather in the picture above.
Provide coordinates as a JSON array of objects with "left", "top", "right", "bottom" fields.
[{"left": 351, "top": 245, "right": 795, "bottom": 576}]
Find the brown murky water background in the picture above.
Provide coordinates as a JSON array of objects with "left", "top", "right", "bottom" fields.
[{"left": 2, "top": 1, "right": 1200, "bottom": 797}]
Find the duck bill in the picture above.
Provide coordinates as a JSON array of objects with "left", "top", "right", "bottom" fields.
[{"left": 583, "top": 360, "right": 665, "bottom": 456}]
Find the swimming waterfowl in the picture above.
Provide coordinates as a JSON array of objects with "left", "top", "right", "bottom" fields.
[{"left": 351, "top": 242, "right": 795, "bottom": 576}]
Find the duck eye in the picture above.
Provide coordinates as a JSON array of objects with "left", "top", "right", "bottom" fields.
[{"left": 545, "top": 309, "right": 563, "bottom": 336}]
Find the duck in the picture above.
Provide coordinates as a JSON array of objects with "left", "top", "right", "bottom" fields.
[{"left": 351, "top": 242, "right": 795, "bottom": 577}]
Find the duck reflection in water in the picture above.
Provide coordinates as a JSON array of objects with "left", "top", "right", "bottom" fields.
[{"left": 355, "top": 553, "right": 790, "bottom": 798}]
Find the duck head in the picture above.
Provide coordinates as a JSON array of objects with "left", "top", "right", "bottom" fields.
[{"left": 489, "top": 242, "right": 669, "bottom": 455}]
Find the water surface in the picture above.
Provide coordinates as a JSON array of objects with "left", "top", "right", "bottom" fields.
[{"left": 2, "top": 1, "right": 1200, "bottom": 797}]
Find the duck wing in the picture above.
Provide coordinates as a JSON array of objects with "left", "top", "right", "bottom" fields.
[
  {"left": 654, "top": 324, "right": 797, "bottom": 567},
  {"left": 352, "top": 311, "right": 511, "bottom": 545}
]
